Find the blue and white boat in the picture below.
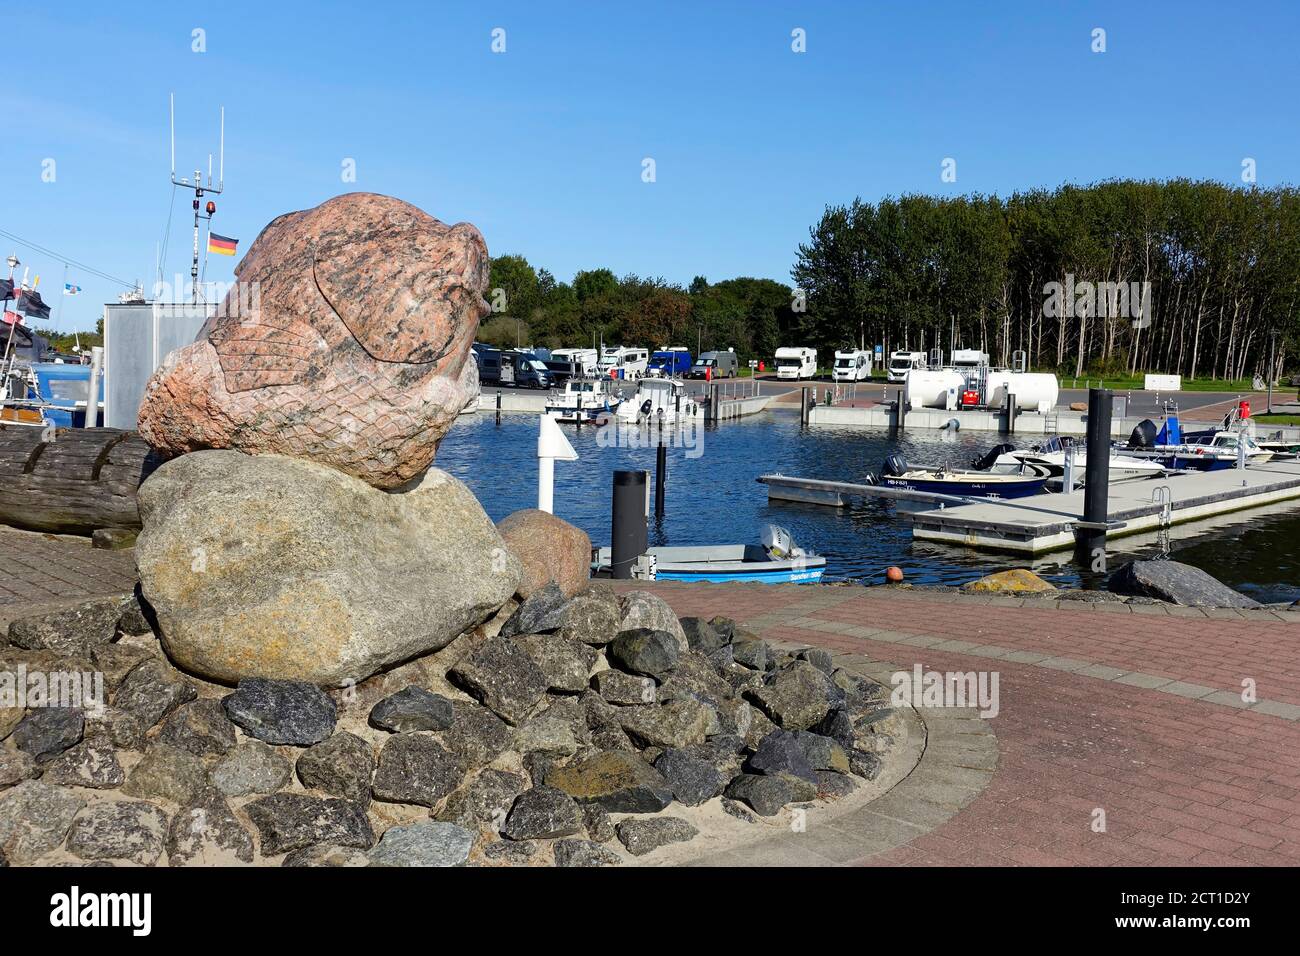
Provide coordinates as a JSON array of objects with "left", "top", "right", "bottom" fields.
[
  {"left": 591, "top": 526, "right": 826, "bottom": 583},
  {"left": 878, "top": 454, "right": 1050, "bottom": 499}
]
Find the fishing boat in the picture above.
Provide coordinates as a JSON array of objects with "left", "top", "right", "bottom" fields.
[
  {"left": 544, "top": 377, "right": 623, "bottom": 424},
  {"left": 613, "top": 378, "right": 704, "bottom": 425},
  {"left": 973, "top": 436, "right": 1166, "bottom": 485},
  {"left": 590, "top": 526, "right": 825, "bottom": 583},
  {"left": 877, "top": 454, "right": 1050, "bottom": 499}
]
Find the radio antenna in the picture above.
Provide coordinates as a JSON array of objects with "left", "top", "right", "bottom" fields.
[{"left": 168, "top": 94, "right": 226, "bottom": 304}]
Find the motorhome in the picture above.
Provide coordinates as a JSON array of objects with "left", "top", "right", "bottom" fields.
[
  {"left": 832, "top": 349, "right": 873, "bottom": 382},
  {"left": 774, "top": 346, "right": 817, "bottom": 380},
  {"left": 646, "top": 347, "right": 693, "bottom": 378},
  {"left": 597, "top": 346, "right": 649, "bottom": 379},
  {"left": 950, "top": 349, "right": 990, "bottom": 371},
  {"left": 887, "top": 350, "right": 927, "bottom": 383},
  {"left": 473, "top": 345, "right": 551, "bottom": 389},
  {"left": 550, "top": 347, "right": 600, "bottom": 376},
  {"left": 687, "top": 348, "right": 739, "bottom": 379}
]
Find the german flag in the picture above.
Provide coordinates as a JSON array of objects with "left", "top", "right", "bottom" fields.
[{"left": 208, "top": 233, "right": 239, "bottom": 256}]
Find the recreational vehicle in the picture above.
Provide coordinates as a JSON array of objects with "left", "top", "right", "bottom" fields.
[
  {"left": 687, "top": 349, "right": 739, "bottom": 379},
  {"left": 832, "top": 349, "right": 873, "bottom": 382},
  {"left": 887, "top": 350, "right": 927, "bottom": 383},
  {"left": 774, "top": 346, "right": 817, "bottom": 380}
]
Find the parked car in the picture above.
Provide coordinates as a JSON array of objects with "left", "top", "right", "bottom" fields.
[{"left": 687, "top": 349, "right": 739, "bottom": 379}]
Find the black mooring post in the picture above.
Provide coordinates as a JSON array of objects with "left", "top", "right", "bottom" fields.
[
  {"left": 1006, "top": 392, "right": 1017, "bottom": 434},
  {"left": 800, "top": 387, "right": 809, "bottom": 424},
  {"left": 611, "top": 470, "right": 648, "bottom": 579},
  {"left": 495, "top": 390, "right": 501, "bottom": 425},
  {"left": 1077, "top": 387, "right": 1113, "bottom": 565},
  {"left": 897, "top": 387, "right": 907, "bottom": 432},
  {"left": 654, "top": 439, "right": 666, "bottom": 518}
]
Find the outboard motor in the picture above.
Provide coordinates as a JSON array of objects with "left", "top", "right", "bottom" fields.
[
  {"left": 881, "top": 454, "right": 909, "bottom": 478},
  {"left": 761, "top": 524, "right": 805, "bottom": 560},
  {"left": 1129, "top": 419, "right": 1158, "bottom": 449},
  {"left": 970, "top": 443, "right": 1016, "bottom": 471}
]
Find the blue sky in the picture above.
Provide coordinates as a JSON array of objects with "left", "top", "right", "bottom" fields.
[{"left": 3, "top": 0, "right": 1298, "bottom": 331}]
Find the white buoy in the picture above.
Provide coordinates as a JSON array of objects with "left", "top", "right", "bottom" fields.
[{"left": 537, "top": 415, "right": 578, "bottom": 513}]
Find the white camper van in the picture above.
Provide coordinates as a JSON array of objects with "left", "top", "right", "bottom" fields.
[
  {"left": 597, "top": 346, "right": 649, "bottom": 379},
  {"left": 832, "top": 349, "right": 873, "bottom": 382},
  {"left": 774, "top": 347, "right": 817, "bottom": 380},
  {"left": 551, "top": 348, "right": 600, "bottom": 376},
  {"left": 887, "top": 350, "right": 927, "bottom": 383}
]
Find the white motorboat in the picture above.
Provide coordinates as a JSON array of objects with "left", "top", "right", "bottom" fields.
[
  {"left": 980, "top": 437, "right": 1166, "bottom": 485},
  {"left": 544, "top": 377, "right": 623, "bottom": 423},
  {"left": 613, "top": 378, "right": 704, "bottom": 425},
  {"left": 590, "top": 526, "right": 825, "bottom": 584}
]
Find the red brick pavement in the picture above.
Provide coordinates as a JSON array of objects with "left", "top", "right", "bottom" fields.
[{"left": 624, "top": 581, "right": 1300, "bottom": 866}]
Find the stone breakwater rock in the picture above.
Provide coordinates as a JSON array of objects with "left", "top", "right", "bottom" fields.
[
  {"left": 137, "top": 192, "right": 489, "bottom": 490},
  {"left": 369, "top": 687, "right": 454, "bottom": 733},
  {"left": 296, "top": 733, "right": 375, "bottom": 804},
  {"left": 615, "top": 817, "right": 698, "bottom": 857},
  {"left": 167, "top": 789, "right": 255, "bottom": 866},
  {"left": 372, "top": 734, "right": 464, "bottom": 807},
  {"left": 135, "top": 452, "right": 521, "bottom": 686},
  {"left": 212, "top": 740, "right": 293, "bottom": 797},
  {"left": 0, "top": 781, "right": 86, "bottom": 864},
  {"left": 545, "top": 750, "right": 674, "bottom": 813},
  {"left": 449, "top": 635, "right": 549, "bottom": 725},
  {"left": 617, "top": 591, "right": 689, "bottom": 654},
  {"left": 960, "top": 569, "right": 1057, "bottom": 594},
  {"left": 552, "top": 838, "right": 622, "bottom": 867},
  {"left": 496, "top": 509, "right": 592, "bottom": 599},
  {"left": 67, "top": 800, "right": 170, "bottom": 866},
  {"left": 1108, "top": 559, "right": 1261, "bottom": 608},
  {"left": 244, "top": 793, "right": 374, "bottom": 856},
  {"left": 608, "top": 628, "right": 680, "bottom": 679},
  {"left": 6, "top": 595, "right": 136, "bottom": 657},
  {"left": 368, "top": 821, "right": 474, "bottom": 867},
  {"left": 223, "top": 679, "right": 337, "bottom": 746}
]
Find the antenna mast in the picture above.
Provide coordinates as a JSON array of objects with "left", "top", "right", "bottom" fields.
[{"left": 169, "top": 94, "right": 226, "bottom": 305}]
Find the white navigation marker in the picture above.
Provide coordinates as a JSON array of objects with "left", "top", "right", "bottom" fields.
[{"left": 537, "top": 414, "right": 578, "bottom": 514}]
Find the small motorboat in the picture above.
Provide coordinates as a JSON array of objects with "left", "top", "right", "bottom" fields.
[
  {"left": 544, "top": 377, "right": 623, "bottom": 423},
  {"left": 877, "top": 454, "right": 1050, "bottom": 499},
  {"left": 973, "top": 436, "right": 1166, "bottom": 486},
  {"left": 591, "top": 525, "right": 825, "bottom": 583},
  {"left": 613, "top": 378, "right": 704, "bottom": 425}
]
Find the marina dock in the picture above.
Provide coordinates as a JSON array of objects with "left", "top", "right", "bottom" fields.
[{"left": 761, "top": 460, "right": 1300, "bottom": 554}]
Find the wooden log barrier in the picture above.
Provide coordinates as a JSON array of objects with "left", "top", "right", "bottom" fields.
[{"left": 0, "top": 427, "right": 163, "bottom": 535}]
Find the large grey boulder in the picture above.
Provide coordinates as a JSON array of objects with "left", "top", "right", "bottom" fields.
[
  {"left": 1108, "top": 560, "right": 1260, "bottom": 608},
  {"left": 135, "top": 452, "right": 522, "bottom": 686},
  {"left": 617, "top": 591, "right": 688, "bottom": 654}
]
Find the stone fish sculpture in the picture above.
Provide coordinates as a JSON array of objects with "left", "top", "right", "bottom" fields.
[{"left": 136, "top": 192, "right": 488, "bottom": 489}]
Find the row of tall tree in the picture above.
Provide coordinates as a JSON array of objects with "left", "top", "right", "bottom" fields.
[
  {"left": 793, "top": 181, "right": 1300, "bottom": 381},
  {"left": 479, "top": 255, "right": 797, "bottom": 362}
]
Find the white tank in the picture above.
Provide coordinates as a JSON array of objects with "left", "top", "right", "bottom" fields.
[
  {"left": 904, "top": 369, "right": 965, "bottom": 410},
  {"left": 986, "top": 372, "right": 1059, "bottom": 412}
]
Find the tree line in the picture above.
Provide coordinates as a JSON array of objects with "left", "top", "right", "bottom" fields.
[
  {"left": 793, "top": 180, "right": 1300, "bottom": 381},
  {"left": 481, "top": 256, "right": 796, "bottom": 362}
]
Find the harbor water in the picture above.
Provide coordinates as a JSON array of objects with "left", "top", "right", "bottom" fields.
[{"left": 436, "top": 411, "right": 1300, "bottom": 603}]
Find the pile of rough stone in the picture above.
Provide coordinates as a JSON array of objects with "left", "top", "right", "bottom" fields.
[{"left": 0, "top": 584, "right": 898, "bottom": 867}]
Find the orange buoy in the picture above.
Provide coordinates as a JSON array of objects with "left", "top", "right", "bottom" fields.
[{"left": 885, "top": 566, "right": 904, "bottom": 584}]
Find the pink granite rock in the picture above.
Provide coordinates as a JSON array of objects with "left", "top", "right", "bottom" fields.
[{"left": 137, "top": 192, "right": 488, "bottom": 489}]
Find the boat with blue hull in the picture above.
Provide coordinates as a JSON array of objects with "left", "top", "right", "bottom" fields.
[
  {"left": 592, "top": 544, "right": 825, "bottom": 583},
  {"left": 877, "top": 453, "right": 1050, "bottom": 499}
]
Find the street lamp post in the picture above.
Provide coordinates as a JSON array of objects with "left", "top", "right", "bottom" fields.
[{"left": 1266, "top": 328, "right": 1279, "bottom": 414}]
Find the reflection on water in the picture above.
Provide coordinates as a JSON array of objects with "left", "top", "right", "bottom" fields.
[{"left": 435, "top": 411, "right": 1300, "bottom": 601}]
